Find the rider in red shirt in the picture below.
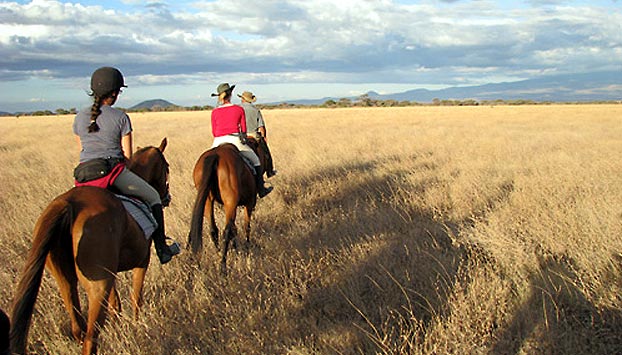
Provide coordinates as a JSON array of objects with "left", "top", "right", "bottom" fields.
[
  {"left": 210, "top": 83, "right": 273, "bottom": 198},
  {"left": 211, "top": 103, "right": 246, "bottom": 137}
]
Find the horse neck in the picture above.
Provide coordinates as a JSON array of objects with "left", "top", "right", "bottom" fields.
[{"left": 128, "top": 150, "right": 157, "bottom": 182}]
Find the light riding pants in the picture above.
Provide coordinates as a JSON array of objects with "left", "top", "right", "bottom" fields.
[{"left": 211, "top": 135, "right": 260, "bottom": 167}]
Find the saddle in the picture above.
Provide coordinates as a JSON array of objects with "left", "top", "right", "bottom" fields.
[
  {"left": 74, "top": 167, "right": 158, "bottom": 239},
  {"left": 115, "top": 194, "right": 158, "bottom": 240},
  {"left": 214, "top": 143, "right": 257, "bottom": 175},
  {"left": 239, "top": 155, "right": 257, "bottom": 175}
]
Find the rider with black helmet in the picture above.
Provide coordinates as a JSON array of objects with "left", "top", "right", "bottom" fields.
[{"left": 73, "top": 66, "right": 179, "bottom": 264}]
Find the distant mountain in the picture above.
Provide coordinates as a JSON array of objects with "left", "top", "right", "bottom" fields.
[
  {"left": 278, "top": 71, "right": 622, "bottom": 105},
  {"left": 0, "top": 111, "right": 12, "bottom": 117},
  {"left": 129, "top": 99, "right": 177, "bottom": 110}
]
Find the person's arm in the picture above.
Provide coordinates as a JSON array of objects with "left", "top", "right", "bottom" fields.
[
  {"left": 257, "top": 109, "right": 267, "bottom": 139},
  {"left": 121, "top": 132, "right": 133, "bottom": 160},
  {"left": 75, "top": 134, "right": 81, "bottom": 152}
]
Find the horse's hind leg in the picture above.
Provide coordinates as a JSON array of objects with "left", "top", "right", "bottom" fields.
[
  {"left": 220, "top": 199, "right": 239, "bottom": 274},
  {"left": 220, "top": 223, "right": 236, "bottom": 275},
  {"left": 46, "top": 258, "right": 86, "bottom": 343},
  {"left": 82, "top": 278, "right": 114, "bottom": 355},
  {"left": 243, "top": 205, "right": 254, "bottom": 248},
  {"left": 207, "top": 198, "right": 219, "bottom": 250}
]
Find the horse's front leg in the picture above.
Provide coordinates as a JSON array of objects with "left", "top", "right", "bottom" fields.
[
  {"left": 107, "top": 285, "right": 121, "bottom": 317},
  {"left": 131, "top": 267, "right": 147, "bottom": 319}
]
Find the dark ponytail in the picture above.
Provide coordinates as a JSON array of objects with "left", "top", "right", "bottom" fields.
[{"left": 88, "top": 94, "right": 103, "bottom": 133}]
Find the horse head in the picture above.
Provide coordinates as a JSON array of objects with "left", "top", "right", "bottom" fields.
[{"left": 128, "top": 137, "right": 171, "bottom": 206}]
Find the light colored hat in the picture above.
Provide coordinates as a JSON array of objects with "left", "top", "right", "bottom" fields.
[
  {"left": 238, "top": 91, "right": 257, "bottom": 103},
  {"left": 211, "top": 83, "right": 235, "bottom": 97}
]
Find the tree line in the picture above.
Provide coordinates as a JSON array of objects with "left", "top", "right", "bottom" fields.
[{"left": 6, "top": 95, "right": 621, "bottom": 117}]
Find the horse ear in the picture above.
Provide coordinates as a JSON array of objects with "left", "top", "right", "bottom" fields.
[{"left": 159, "top": 137, "right": 167, "bottom": 152}]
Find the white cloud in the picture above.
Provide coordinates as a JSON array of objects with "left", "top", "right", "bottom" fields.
[{"left": 0, "top": 0, "right": 620, "bottom": 111}]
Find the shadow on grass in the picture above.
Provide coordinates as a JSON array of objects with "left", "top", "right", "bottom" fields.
[
  {"left": 268, "top": 155, "right": 622, "bottom": 354},
  {"left": 190, "top": 151, "right": 621, "bottom": 354},
  {"left": 256, "top": 154, "right": 471, "bottom": 353},
  {"left": 491, "top": 255, "right": 622, "bottom": 354}
]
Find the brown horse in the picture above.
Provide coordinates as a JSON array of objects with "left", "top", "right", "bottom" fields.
[
  {"left": 188, "top": 143, "right": 259, "bottom": 274},
  {"left": 10, "top": 138, "right": 171, "bottom": 355}
]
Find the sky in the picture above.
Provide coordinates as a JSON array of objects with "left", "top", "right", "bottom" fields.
[{"left": 0, "top": 0, "right": 621, "bottom": 112}]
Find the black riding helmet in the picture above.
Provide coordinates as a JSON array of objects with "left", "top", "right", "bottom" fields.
[{"left": 90, "top": 66, "right": 127, "bottom": 96}]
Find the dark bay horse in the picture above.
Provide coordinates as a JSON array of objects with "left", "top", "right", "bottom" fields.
[
  {"left": 187, "top": 143, "right": 259, "bottom": 274},
  {"left": 245, "top": 136, "right": 271, "bottom": 177},
  {"left": 10, "top": 138, "right": 171, "bottom": 355}
]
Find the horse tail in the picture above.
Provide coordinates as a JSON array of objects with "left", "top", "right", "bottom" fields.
[
  {"left": 188, "top": 154, "right": 219, "bottom": 254},
  {"left": 10, "top": 199, "right": 72, "bottom": 354}
]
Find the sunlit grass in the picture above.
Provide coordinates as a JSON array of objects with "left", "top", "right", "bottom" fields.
[{"left": 1, "top": 104, "right": 621, "bottom": 354}]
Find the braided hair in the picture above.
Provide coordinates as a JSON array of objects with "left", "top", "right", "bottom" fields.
[
  {"left": 87, "top": 89, "right": 119, "bottom": 133},
  {"left": 88, "top": 93, "right": 103, "bottom": 133}
]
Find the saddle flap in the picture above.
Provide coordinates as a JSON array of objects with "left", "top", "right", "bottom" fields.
[{"left": 115, "top": 194, "right": 157, "bottom": 239}]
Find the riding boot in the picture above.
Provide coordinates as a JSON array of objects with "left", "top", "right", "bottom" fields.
[
  {"left": 254, "top": 166, "right": 273, "bottom": 198},
  {"left": 151, "top": 204, "right": 179, "bottom": 264}
]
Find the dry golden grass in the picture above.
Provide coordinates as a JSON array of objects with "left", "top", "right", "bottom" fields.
[{"left": 1, "top": 105, "right": 621, "bottom": 354}]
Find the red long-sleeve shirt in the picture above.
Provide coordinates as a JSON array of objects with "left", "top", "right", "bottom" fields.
[{"left": 211, "top": 104, "right": 247, "bottom": 137}]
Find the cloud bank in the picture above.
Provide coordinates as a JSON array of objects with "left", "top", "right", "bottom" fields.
[{"left": 0, "top": 0, "right": 620, "bottom": 110}]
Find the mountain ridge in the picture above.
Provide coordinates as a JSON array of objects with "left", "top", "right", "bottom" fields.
[
  {"left": 129, "top": 99, "right": 177, "bottom": 110},
  {"left": 2, "top": 71, "right": 620, "bottom": 115},
  {"left": 276, "top": 70, "right": 622, "bottom": 105}
]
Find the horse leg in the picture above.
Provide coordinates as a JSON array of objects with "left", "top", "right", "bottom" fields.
[
  {"left": 82, "top": 278, "right": 114, "bottom": 355},
  {"left": 207, "top": 198, "right": 219, "bottom": 250},
  {"left": 220, "top": 223, "right": 235, "bottom": 275},
  {"left": 46, "top": 258, "right": 86, "bottom": 343},
  {"left": 220, "top": 204, "right": 238, "bottom": 275},
  {"left": 243, "top": 205, "right": 253, "bottom": 248},
  {"left": 107, "top": 285, "right": 121, "bottom": 318},
  {"left": 130, "top": 267, "right": 147, "bottom": 319}
]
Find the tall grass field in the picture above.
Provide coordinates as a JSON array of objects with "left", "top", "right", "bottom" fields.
[{"left": 1, "top": 105, "right": 621, "bottom": 354}]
